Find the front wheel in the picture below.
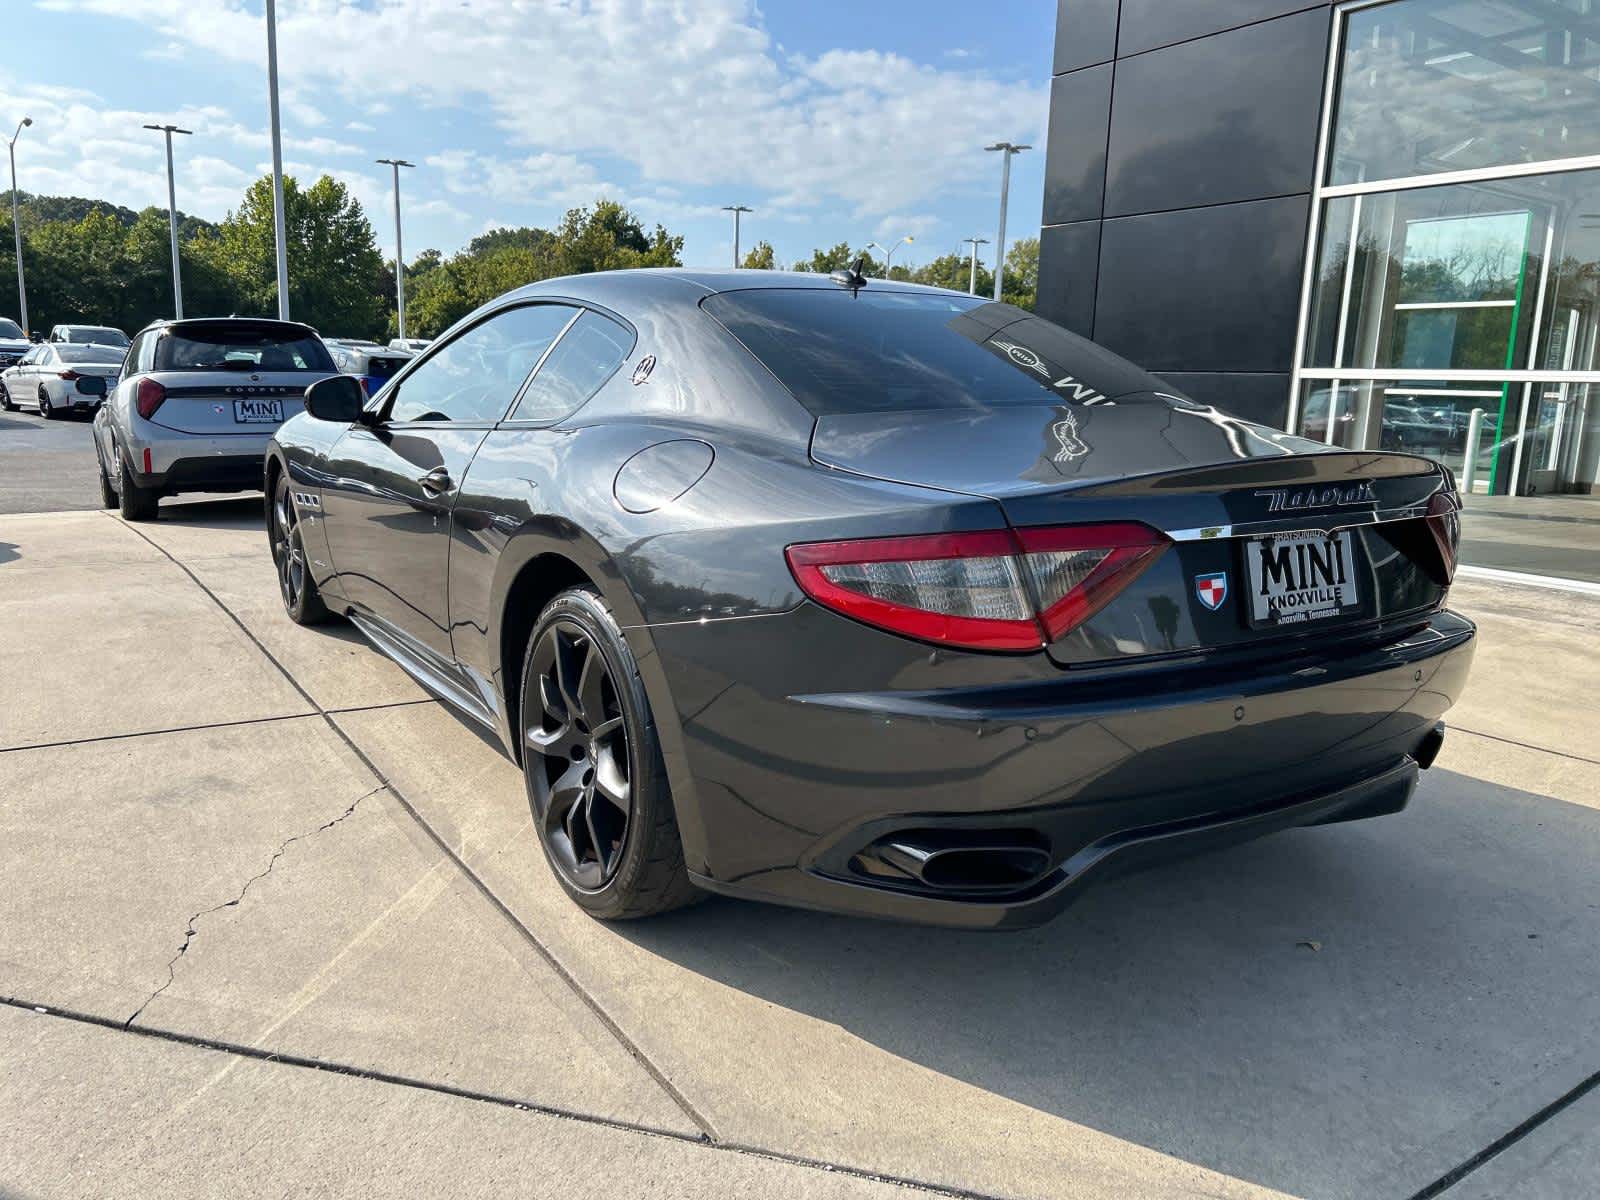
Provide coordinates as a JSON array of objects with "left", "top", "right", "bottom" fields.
[
  {"left": 519, "top": 587, "right": 700, "bottom": 920},
  {"left": 269, "top": 472, "right": 330, "bottom": 624}
]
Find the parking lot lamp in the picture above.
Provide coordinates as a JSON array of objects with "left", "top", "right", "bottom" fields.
[
  {"left": 376, "top": 159, "right": 415, "bottom": 341},
  {"left": 882, "top": 234, "right": 913, "bottom": 278},
  {"left": 265, "top": 0, "right": 290, "bottom": 320},
  {"left": 8, "top": 116, "right": 32, "bottom": 334},
  {"left": 962, "top": 236, "right": 990, "bottom": 295},
  {"left": 143, "top": 124, "right": 193, "bottom": 319},
  {"left": 984, "top": 141, "right": 1029, "bottom": 301},
  {"left": 722, "top": 205, "right": 752, "bottom": 268},
  {"left": 864, "top": 241, "right": 887, "bottom": 278}
]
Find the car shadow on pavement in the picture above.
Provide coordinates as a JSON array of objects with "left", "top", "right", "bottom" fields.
[
  {"left": 153, "top": 496, "right": 264, "bottom": 527},
  {"left": 617, "top": 769, "right": 1600, "bottom": 1199}
]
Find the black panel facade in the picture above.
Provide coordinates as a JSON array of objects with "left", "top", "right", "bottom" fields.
[
  {"left": 1042, "top": 65, "right": 1112, "bottom": 227},
  {"left": 1039, "top": 0, "right": 1335, "bottom": 430},
  {"left": 1116, "top": 0, "right": 1330, "bottom": 58},
  {"left": 1103, "top": 7, "right": 1329, "bottom": 217},
  {"left": 1053, "top": 0, "right": 1119, "bottom": 73},
  {"left": 1036, "top": 220, "right": 1100, "bottom": 339},
  {"left": 1093, "top": 195, "right": 1310, "bottom": 373}
]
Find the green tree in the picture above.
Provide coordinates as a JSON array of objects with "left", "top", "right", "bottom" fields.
[
  {"left": 1000, "top": 236, "right": 1039, "bottom": 311},
  {"left": 547, "top": 200, "right": 682, "bottom": 276},
  {"left": 910, "top": 251, "right": 991, "bottom": 297},
  {"left": 740, "top": 240, "right": 776, "bottom": 269},
  {"left": 194, "top": 174, "right": 387, "bottom": 336},
  {"left": 793, "top": 241, "right": 877, "bottom": 274}
]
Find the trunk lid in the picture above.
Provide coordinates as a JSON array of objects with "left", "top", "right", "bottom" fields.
[
  {"left": 146, "top": 371, "right": 322, "bottom": 435},
  {"left": 810, "top": 396, "right": 1454, "bottom": 665}
]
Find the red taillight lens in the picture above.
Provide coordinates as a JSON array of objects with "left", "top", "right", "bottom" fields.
[
  {"left": 1424, "top": 490, "right": 1460, "bottom": 583},
  {"left": 1014, "top": 523, "right": 1170, "bottom": 640},
  {"left": 136, "top": 378, "right": 166, "bottom": 420},
  {"left": 786, "top": 523, "right": 1169, "bottom": 652},
  {"left": 58, "top": 368, "right": 81, "bottom": 381}
]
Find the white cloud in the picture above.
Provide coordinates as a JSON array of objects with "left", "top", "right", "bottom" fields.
[{"left": 38, "top": 0, "right": 1045, "bottom": 219}]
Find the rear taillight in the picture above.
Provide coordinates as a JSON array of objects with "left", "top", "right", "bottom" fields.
[
  {"left": 1424, "top": 490, "right": 1460, "bottom": 583},
  {"left": 136, "top": 378, "right": 166, "bottom": 420},
  {"left": 58, "top": 369, "right": 81, "bottom": 381},
  {"left": 786, "top": 523, "right": 1169, "bottom": 652}
]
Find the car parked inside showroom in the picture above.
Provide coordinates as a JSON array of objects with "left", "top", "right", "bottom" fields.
[
  {"left": 266, "top": 269, "right": 1474, "bottom": 929},
  {"left": 46, "top": 323, "right": 129, "bottom": 348},
  {"left": 0, "top": 342, "right": 123, "bottom": 417},
  {"left": 94, "top": 316, "right": 336, "bottom": 520}
]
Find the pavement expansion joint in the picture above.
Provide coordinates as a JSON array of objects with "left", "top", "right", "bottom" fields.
[{"left": 123, "top": 783, "right": 388, "bottom": 1028}]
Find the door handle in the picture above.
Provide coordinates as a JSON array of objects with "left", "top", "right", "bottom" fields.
[{"left": 418, "top": 467, "right": 452, "bottom": 493}]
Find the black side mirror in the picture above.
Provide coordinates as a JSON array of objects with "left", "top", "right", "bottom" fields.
[{"left": 304, "top": 375, "right": 368, "bottom": 424}]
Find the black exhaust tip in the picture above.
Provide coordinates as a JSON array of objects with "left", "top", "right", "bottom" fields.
[
  {"left": 853, "top": 830, "right": 1053, "bottom": 894},
  {"left": 1415, "top": 721, "right": 1446, "bottom": 770}
]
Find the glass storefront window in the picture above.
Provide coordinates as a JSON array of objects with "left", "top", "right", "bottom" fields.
[{"left": 1330, "top": 0, "right": 1600, "bottom": 186}]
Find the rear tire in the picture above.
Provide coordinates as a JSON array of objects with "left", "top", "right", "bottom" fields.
[
  {"left": 95, "top": 447, "right": 117, "bottom": 509},
  {"left": 269, "top": 472, "right": 330, "bottom": 624},
  {"left": 118, "top": 453, "right": 158, "bottom": 521},
  {"left": 518, "top": 586, "right": 701, "bottom": 920},
  {"left": 38, "top": 389, "right": 54, "bottom": 419},
  {"left": 0, "top": 381, "right": 12, "bottom": 411}
]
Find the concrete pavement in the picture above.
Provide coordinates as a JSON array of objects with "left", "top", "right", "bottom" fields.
[{"left": 1, "top": 499, "right": 1597, "bottom": 1199}]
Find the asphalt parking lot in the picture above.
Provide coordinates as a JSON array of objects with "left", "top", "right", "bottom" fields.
[{"left": 2, "top": 497, "right": 1598, "bottom": 1199}]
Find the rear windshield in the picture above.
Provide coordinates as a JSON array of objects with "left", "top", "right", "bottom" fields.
[
  {"left": 0, "top": 319, "right": 22, "bottom": 339},
  {"left": 702, "top": 289, "right": 1163, "bottom": 416},
  {"left": 63, "top": 327, "right": 128, "bottom": 346},
  {"left": 57, "top": 345, "right": 124, "bottom": 363},
  {"left": 156, "top": 327, "right": 334, "bottom": 372}
]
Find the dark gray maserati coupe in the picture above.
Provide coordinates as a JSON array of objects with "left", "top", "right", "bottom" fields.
[{"left": 266, "top": 268, "right": 1474, "bottom": 928}]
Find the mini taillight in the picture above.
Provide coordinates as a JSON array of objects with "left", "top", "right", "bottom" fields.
[
  {"left": 136, "top": 378, "right": 166, "bottom": 420},
  {"left": 1424, "top": 490, "right": 1460, "bottom": 583},
  {"left": 786, "top": 523, "right": 1169, "bottom": 652}
]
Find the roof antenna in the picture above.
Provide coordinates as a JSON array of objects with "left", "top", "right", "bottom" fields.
[{"left": 829, "top": 256, "right": 869, "bottom": 291}]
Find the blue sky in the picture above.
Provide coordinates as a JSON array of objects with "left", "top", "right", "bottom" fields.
[{"left": 2, "top": 1, "right": 1051, "bottom": 273}]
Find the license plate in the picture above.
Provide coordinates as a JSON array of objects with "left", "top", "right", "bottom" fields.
[
  {"left": 1244, "top": 530, "right": 1361, "bottom": 627},
  {"left": 233, "top": 398, "right": 284, "bottom": 424}
]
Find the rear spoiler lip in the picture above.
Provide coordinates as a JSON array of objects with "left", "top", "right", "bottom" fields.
[{"left": 1074, "top": 448, "right": 1443, "bottom": 497}]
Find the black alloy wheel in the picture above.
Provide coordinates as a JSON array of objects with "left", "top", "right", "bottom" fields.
[
  {"left": 0, "top": 381, "right": 11, "bottom": 411},
  {"left": 519, "top": 587, "right": 700, "bottom": 918},
  {"left": 525, "top": 618, "right": 633, "bottom": 890},
  {"left": 38, "top": 388, "right": 53, "bottom": 419},
  {"left": 269, "top": 473, "right": 329, "bottom": 624}
]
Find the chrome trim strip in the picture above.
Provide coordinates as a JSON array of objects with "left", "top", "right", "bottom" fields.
[{"left": 1165, "top": 505, "right": 1430, "bottom": 542}]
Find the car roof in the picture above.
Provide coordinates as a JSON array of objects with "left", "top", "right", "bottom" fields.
[{"left": 504, "top": 267, "right": 959, "bottom": 305}]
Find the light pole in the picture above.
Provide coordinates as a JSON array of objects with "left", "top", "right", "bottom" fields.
[
  {"left": 864, "top": 241, "right": 886, "bottom": 277},
  {"left": 143, "top": 124, "right": 193, "bottom": 319},
  {"left": 7, "top": 116, "right": 32, "bottom": 334},
  {"left": 722, "top": 205, "right": 752, "bottom": 267},
  {"left": 882, "top": 234, "right": 913, "bottom": 278},
  {"left": 984, "top": 141, "right": 1030, "bottom": 301},
  {"left": 265, "top": 0, "right": 290, "bottom": 320},
  {"left": 377, "top": 159, "right": 415, "bottom": 340},
  {"left": 962, "top": 236, "right": 990, "bottom": 295}
]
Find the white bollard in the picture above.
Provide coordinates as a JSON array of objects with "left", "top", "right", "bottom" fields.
[{"left": 1459, "top": 407, "right": 1486, "bottom": 497}]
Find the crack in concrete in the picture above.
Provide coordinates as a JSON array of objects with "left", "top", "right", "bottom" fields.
[{"left": 123, "top": 784, "right": 387, "bottom": 1029}]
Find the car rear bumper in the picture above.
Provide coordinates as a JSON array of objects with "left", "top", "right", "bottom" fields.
[
  {"left": 643, "top": 605, "right": 1476, "bottom": 929},
  {"left": 126, "top": 429, "right": 274, "bottom": 495}
]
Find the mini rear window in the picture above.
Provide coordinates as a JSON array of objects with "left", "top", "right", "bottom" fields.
[
  {"left": 156, "top": 326, "right": 334, "bottom": 373},
  {"left": 701, "top": 289, "right": 1161, "bottom": 416}
]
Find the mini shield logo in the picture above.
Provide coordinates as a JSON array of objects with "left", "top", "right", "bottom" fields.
[{"left": 1195, "top": 572, "right": 1228, "bottom": 611}]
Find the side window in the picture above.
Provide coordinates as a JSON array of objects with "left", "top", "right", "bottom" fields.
[
  {"left": 136, "top": 333, "right": 157, "bottom": 374},
  {"left": 19, "top": 347, "right": 40, "bottom": 366},
  {"left": 386, "top": 304, "right": 576, "bottom": 424},
  {"left": 509, "top": 310, "right": 634, "bottom": 423}
]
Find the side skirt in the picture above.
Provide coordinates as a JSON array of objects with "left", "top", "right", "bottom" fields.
[{"left": 346, "top": 609, "right": 502, "bottom": 739}]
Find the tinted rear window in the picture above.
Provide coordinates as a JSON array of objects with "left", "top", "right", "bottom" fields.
[
  {"left": 57, "top": 345, "right": 125, "bottom": 363},
  {"left": 0, "top": 319, "right": 22, "bottom": 339},
  {"left": 702, "top": 289, "right": 1162, "bottom": 416},
  {"left": 63, "top": 327, "right": 128, "bottom": 345},
  {"left": 156, "top": 327, "right": 334, "bottom": 372}
]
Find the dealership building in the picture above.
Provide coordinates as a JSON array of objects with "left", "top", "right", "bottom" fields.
[{"left": 1037, "top": 0, "right": 1600, "bottom": 518}]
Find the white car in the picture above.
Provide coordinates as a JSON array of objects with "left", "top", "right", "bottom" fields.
[
  {"left": 93, "top": 316, "right": 336, "bottom": 520},
  {"left": 1, "top": 342, "right": 125, "bottom": 417},
  {"left": 47, "top": 323, "right": 129, "bottom": 348}
]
